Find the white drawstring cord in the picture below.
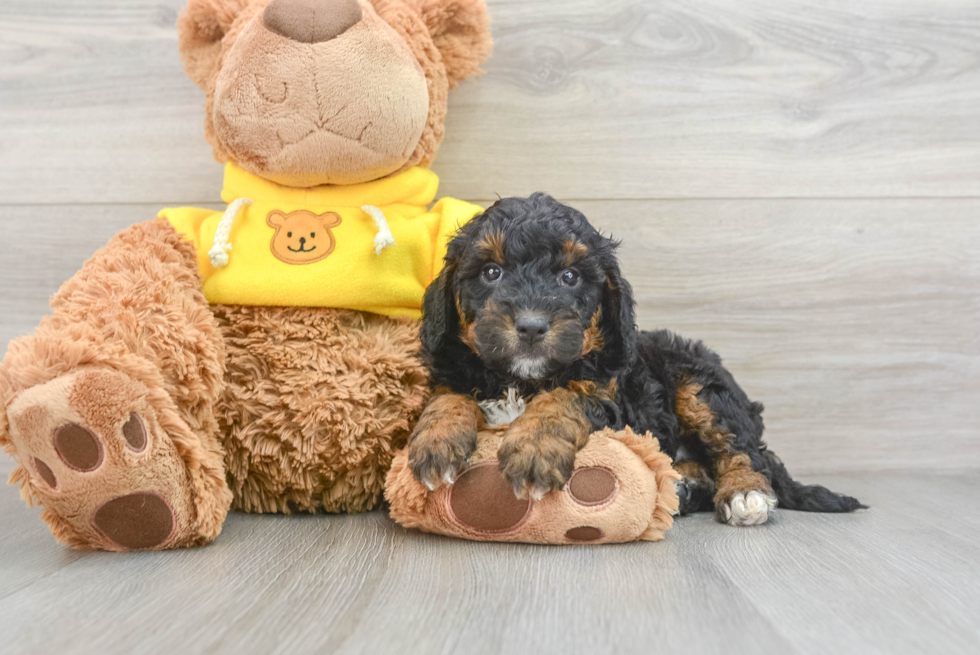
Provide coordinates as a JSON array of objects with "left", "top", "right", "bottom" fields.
[
  {"left": 208, "top": 197, "right": 254, "bottom": 268},
  {"left": 209, "top": 199, "right": 394, "bottom": 265},
  {"left": 361, "top": 204, "right": 396, "bottom": 255}
]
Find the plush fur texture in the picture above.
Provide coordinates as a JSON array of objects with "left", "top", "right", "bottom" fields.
[
  {"left": 178, "top": 0, "right": 492, "bottom": 186},
  {"left": 0, "top": 220, "right": 232, "bottom": 549},
  {"left": 409, "top": 194, "right": 866, "bottom": 526},
  {"left": 213, "top": 305, "right": 429, "bottom": 513},
  {"left": 1, "top": 0, "right": 492, "bottom": 550},
  {"left": 387, "top": 425, "right": 680, "bottom": 544}
]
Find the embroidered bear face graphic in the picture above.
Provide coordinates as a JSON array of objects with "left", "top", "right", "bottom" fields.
[{"left": 267, "top": 210, "right": 342, "bottom": 265}]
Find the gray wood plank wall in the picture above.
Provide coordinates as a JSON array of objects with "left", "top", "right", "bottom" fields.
[{"left": 1, "top": 0, "right": 977, "bottom": 476}]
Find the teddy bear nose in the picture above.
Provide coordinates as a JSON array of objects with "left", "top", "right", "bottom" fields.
[{"left": 263, "top": 0, "right": 363, "bottom": 44}]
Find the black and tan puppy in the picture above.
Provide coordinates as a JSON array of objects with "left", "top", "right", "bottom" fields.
[{"left": 409, "top": 193, "right": 864, "bottom": 526}]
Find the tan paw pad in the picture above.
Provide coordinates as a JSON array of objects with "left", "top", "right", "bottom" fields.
[
  {"left": 6, "top": 370, "right": 196, "bottom": 550},
  {"left": 448, "top": 462, "right": 531, "bottom": 532},
  {"left": 565, "top": 526, "right": 604, "bottom": 542},
  {"left": 93, "top": 493, "right": 176, "bottom": 550},
  {"left": 32, "top": 457, "right": 59, "bottom": 490},
  {"left": 54, "top": 423, "right": 104, "bottom": 472},
  {"left": 568, "top": 467, "right": 618, "bottom": 506}
]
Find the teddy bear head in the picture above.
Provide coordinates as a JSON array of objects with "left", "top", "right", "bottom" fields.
[
  {"left": 266, "top": 210, "right": 342, "bottom": 263},
  {"left": 177, "top": 0, "right": 491, "bottom": 187}
]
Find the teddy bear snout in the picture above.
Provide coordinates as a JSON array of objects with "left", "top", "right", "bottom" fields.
[{"left": 263, "top": 0, "right": 363, "bottom": 44}]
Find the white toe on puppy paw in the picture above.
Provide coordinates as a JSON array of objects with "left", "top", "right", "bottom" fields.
[
  {"left": 725, "top": 490, "right": 777, "bottom": 526},
  {"left": 529, "top": 486, "right": 550, "bottom": 501}
]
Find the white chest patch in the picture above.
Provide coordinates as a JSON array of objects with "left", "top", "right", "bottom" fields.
[{"left": 478, "top": 388, "right": 527, "bottom": 427}]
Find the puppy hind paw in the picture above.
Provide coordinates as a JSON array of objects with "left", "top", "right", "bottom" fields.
[{"left": 719, "top": 490, "right": 777, "bottom": 527}]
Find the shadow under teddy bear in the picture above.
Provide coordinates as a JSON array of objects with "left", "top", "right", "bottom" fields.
[{"left": 0, "top": 0, "right": 492, "bottom": 551}]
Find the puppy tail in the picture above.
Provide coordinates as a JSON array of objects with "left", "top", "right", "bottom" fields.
[{"left": 764, "top": 450, "right": 867, "bottom": 513}]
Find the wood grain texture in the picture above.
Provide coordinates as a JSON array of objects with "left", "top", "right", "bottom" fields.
[
  {"left": 2, "top": 1, "right": 980, "bottom": 203},
  {"left": 577, "top": 198, "right": 980, "bottom": 473},
  {"left": 2, "top": 201, "right": 977, "bottom": 473},
  {"left": 0, "top": 472, "right": 978, "bottom": 655}
]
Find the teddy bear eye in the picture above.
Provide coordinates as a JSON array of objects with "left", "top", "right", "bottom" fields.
[
  {"left": 311, "top": 232, "right": 316, "bottom": 238},
  {"left": 287, "top": 232, "right": 292, "bottom": 238}
]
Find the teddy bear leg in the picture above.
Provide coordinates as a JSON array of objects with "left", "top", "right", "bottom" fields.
[{"left": 0, "top": 219, "right": 232, "bottom": 550}]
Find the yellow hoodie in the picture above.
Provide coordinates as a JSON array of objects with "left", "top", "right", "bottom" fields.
[{"left": 160, "top": 164, "right": 482, "bottom": 319}]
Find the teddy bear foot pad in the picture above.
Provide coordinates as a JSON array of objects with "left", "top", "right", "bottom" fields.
[
  {"left": 448, "top": 461, "right": 624, "bottom": 541},
  {"left": 6, "top": 369, "right": 198, "bottom": 550},
  {"left": 386, "top": 427, "right": 681, "bottom": 545}
]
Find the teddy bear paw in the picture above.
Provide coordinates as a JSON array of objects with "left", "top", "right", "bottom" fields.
[{"left": 6, "top": 369, "right": 198, "bottom": 550}]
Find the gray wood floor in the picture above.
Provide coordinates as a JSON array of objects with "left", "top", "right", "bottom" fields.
[
  {"left": 1, "top": 0, "right": 979, "bottom": 653},
  {"left": 2, "top": 460, "right": 979, "bottom": 655}
]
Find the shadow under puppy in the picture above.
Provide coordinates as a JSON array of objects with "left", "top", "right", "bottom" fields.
[{"left": 409, "top": 193, "right": 865, "bottom": 526}]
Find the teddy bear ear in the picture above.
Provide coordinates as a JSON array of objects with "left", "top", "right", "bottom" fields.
[
  {"left": 177, "top": 0, "right": 253, "bottom": 90},
  {"left": 319, "top": 212, "right": 342, "bottom": 227},
  {"left": 267, "top": 210, "right": 287, "bottom": 228},
  {"left": 408, "top": 0, "right": 492, "bottom": 88}
]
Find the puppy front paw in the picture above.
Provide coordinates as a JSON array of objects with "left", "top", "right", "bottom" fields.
[
  {"left": 408, "top": 426, "right": 478, "bottom": 491},
  {"left": 497, "top": 430, "right": 577, "bottom": 501}
]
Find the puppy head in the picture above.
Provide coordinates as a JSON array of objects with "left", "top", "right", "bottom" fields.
[{"left": 421, "top": 193, "right": 636, "bottom": 381}]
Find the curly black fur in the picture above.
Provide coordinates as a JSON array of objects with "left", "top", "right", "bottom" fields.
[{"left": 419, "top": 193, "right": 865, "bottom": 517}]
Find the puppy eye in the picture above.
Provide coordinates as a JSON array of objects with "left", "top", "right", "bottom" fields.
[
  {"left": 482, "top": 263, "right": 503, "bottom": 283},
  {"left": 559, "top": 269, "right": 580, "bottom": 287}
]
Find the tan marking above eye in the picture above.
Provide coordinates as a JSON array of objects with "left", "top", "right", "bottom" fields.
[
  {"left": 562, "top": 240, "right": 589, "bottom": 266},
  {"left": 476, "top": 232, "right": 506, "bottom": 263}
]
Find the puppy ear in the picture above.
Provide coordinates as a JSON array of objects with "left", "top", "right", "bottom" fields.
[
  {"left": 177, "top": 0, "right": 252, "bottom": 90},
  {"left": 409, "top": 0, "right": 492, "bottom": 88},
  {"left": 266, "top": 210, "right": 287, "bottom": 228},
  {"left": 599, "top": 259, "right": 637, "bottom": 370},
  {"left": 419, "top": 263, "right": 460, "bottom": 355}
]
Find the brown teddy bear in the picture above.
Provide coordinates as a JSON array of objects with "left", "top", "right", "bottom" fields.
[{"left": 0, "top": 0, "right": 492, "bottom": 551}]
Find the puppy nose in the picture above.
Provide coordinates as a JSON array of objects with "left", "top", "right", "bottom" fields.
[
  {"left": 264, "top": 0, "right": 363, "bottom": 44},
  {"left": 515, "top": 314, "right": 550, "bottom": 345}
]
